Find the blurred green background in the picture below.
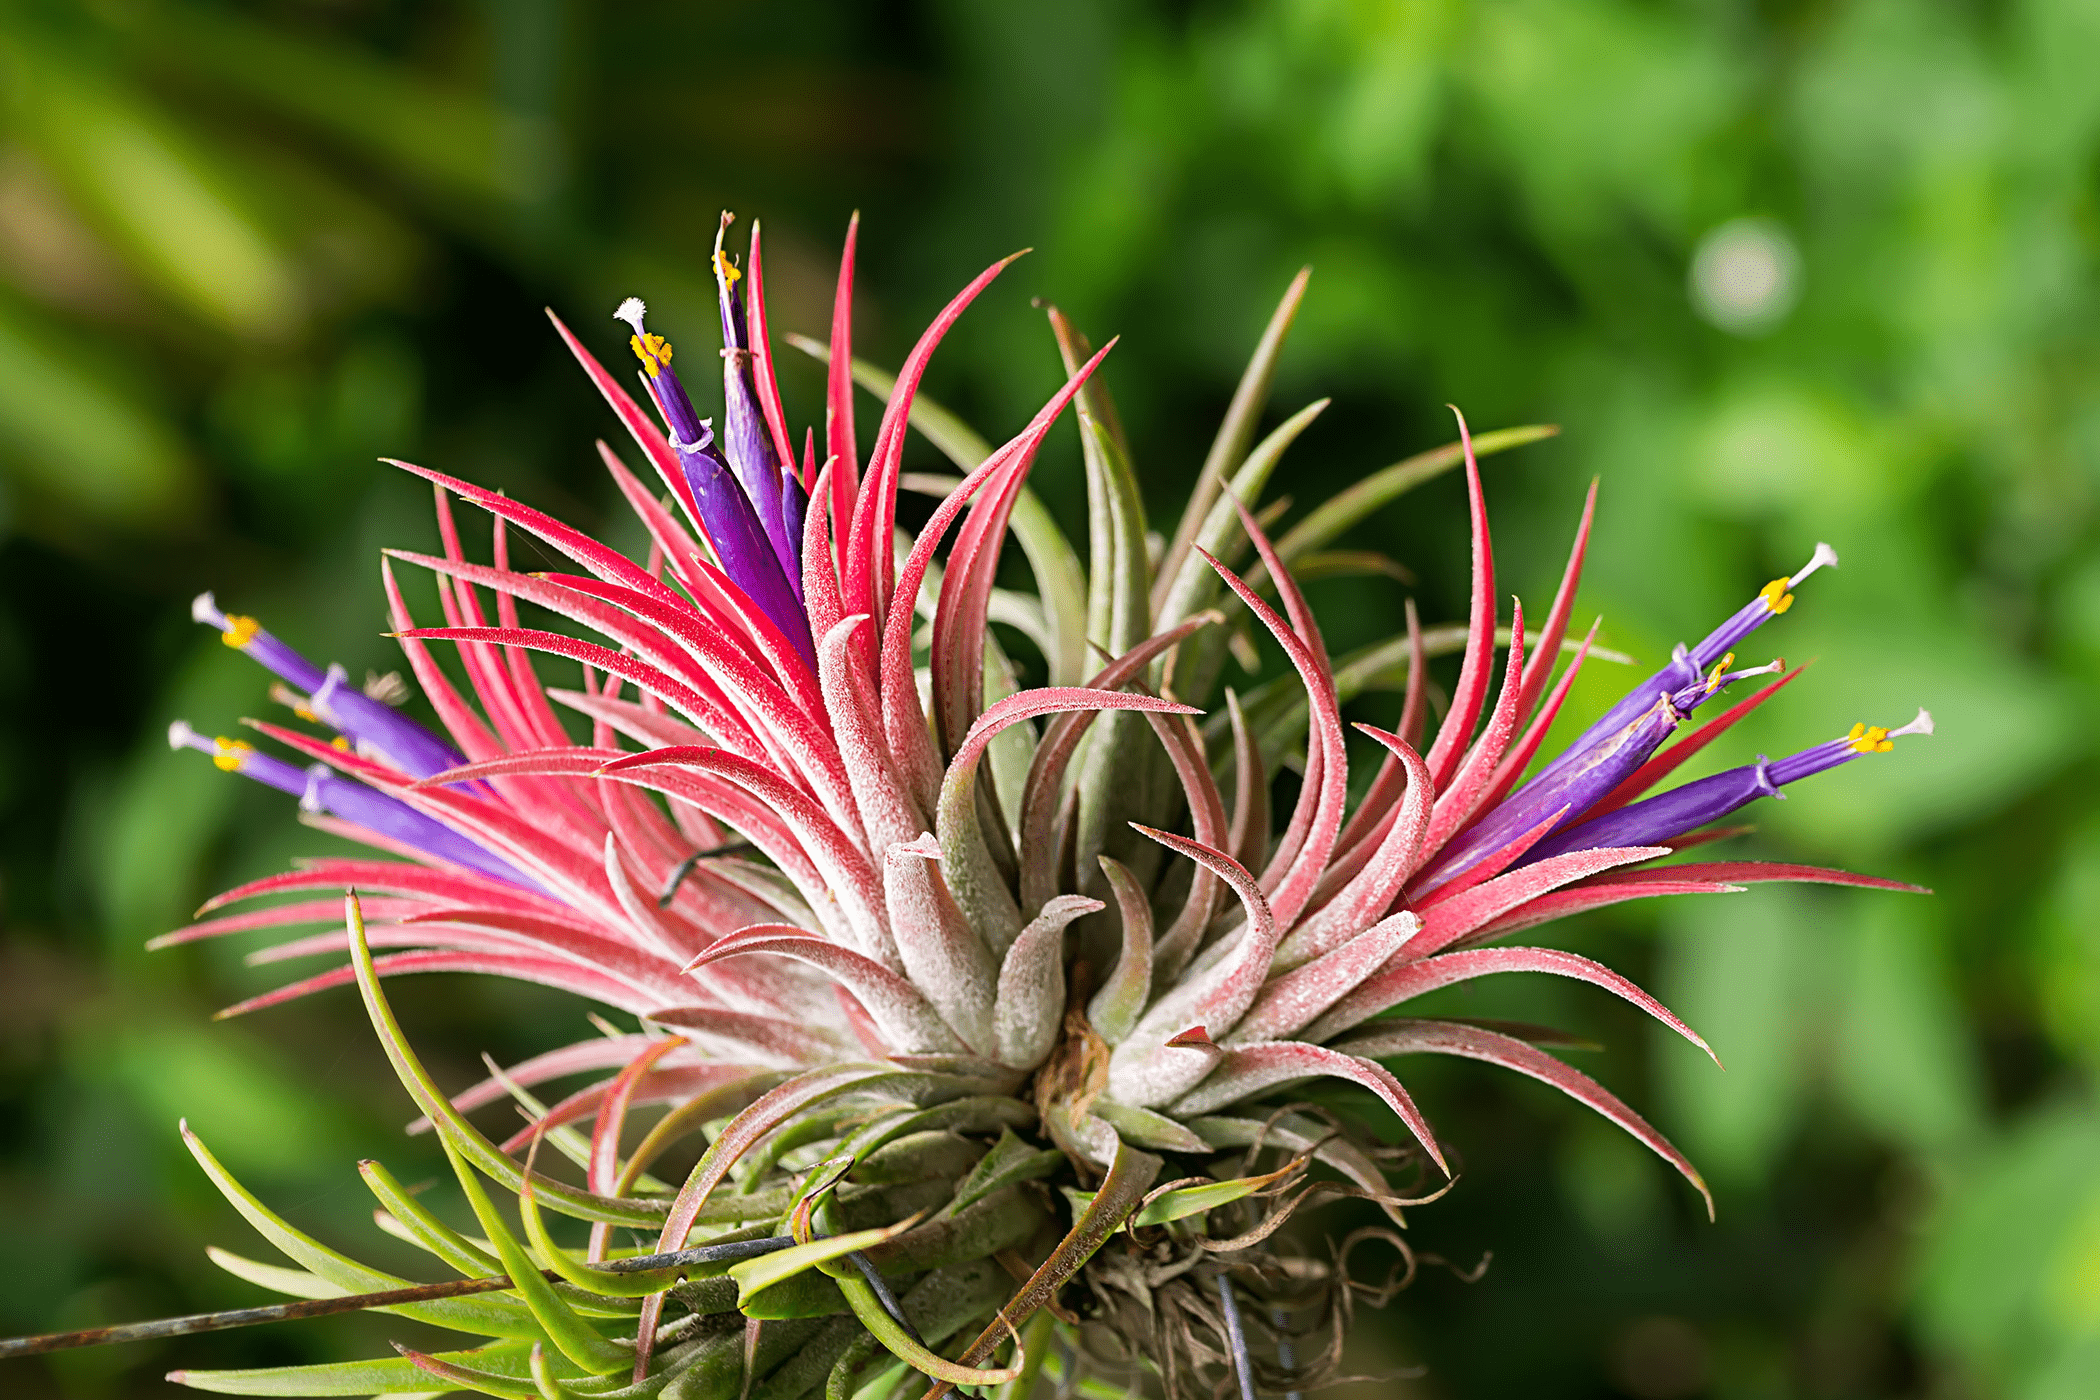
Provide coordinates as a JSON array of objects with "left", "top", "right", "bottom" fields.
[{"left": 2, "top": 0, "right": 2097, "bottom": 1395}]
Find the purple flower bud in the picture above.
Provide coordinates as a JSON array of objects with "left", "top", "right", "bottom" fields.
[
  {"left": 712, "top": 218, "right": 800, "bottom": 589},
  {"left": 779, "top": 465, "right": 809, "bottom": 605}
]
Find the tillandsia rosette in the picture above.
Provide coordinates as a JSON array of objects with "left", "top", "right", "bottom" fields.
[{"left": 103, "top": 214, "right": 1931, "bottom": 1399}]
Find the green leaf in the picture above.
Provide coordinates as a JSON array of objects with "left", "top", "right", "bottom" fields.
[
  {"left": 181, "top": 1122, "right": 534, "bottom": 1338},
  {"left": 529, "top": 1342, "right": 586, "bottom": 1400},
  {"left": 1087, "top": 1100, "right": 1209, "bottom": 1154},
  {"left": 943, "top": 1129, "right": 1066, "bottom": 1218},
  {"left": 205, "top": 1247, "right": 339, "bottom": 1301},
  {"left": 361, "top": 1159, "right": 505, "bottom": 1279},
  {"left": 936, "top": 1132, "right": 1163, "bottom": 1378},
  {"left": 169, "top": 1342, "right": 540, "bottom": 1396},
  {"left": 515, "top": 1172, "right": 683, "bottom": 1300},
  {"left": 341, "top": 895, "right": 670, "bottom": 1227},
  {"left": 431, "top": 1127, "right": 630, "bottom": 1374},
  {"left": 828, "top": 1266, "right": 1022, "bottom": 1389},
  {"left": 833, "top": 1097, "right": 1036, "bottom": 1167},
  {"left": 1155, "top": 267, "right": 1311, "bottom": 600},
  {"left": 1154, "top": 397, "right": 1330, "bottom": 635},
  {"left": 727, "top": 1220, "right": 913, "bottom": 1307},
  {"left": 1131, "top": 1177, "right": 1268, "bottom": 1228}
]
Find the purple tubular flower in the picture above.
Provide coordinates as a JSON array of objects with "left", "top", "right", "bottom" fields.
[
  {"left": 167, "top": 722, "right": 534, "bottom": 889},
  {"left": 779, "top": 466, "right": 809, "bottom": 605},
  {"left": 712, "top": 216, "right": 798, "bottom": 588},
  {"left": 193, "top": 593, "right": 466, "bottom": 779},
  {"left": 1561, "top": 543, "right": 1838, "bottom": 762},
  {"left": 613, "top": 298, "right": 815, "bottom": 669},
  {"left": 1413, "top": 657, "right": 1786, "bottom": 895},
  {"left": 191, "top": 592, "right": 326, "bottom": 693},
  {"left": 1524, "top": 709, "right": 1934, "bottom": 863},
  {"left": 1408, "top": 550, "right": 1836, "bottom": 894}
]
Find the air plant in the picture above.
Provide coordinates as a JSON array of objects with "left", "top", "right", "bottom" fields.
[{"left": 39, "top": 214, "right": 1931, "bottom": 1398}]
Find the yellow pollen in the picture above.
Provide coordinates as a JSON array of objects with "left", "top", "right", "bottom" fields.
[
  {"left": 332, "top": 736, "right": 352, "bottom": 752},
  {"left": 1846, "top": 722, "right": 1893, "bottom": 755},
  {"left": 292, "top": 703, "right": 317, "bottom": 723},
  {"left": 712, "top": 249, "right": 741, "bottom": 288},
  {"left": 222, "top": 615, "right": 260, "bottom": 648},
  {"left": 211, "top": 737, "right": 253, "bottom": 772},
  {"left": 629, "top": 332, "right": 673, "bottom": 378},
  {"left": 1759, "top": 578, "right": 1794, "bottom": 614},
  {"left": 1703, "top": 651, "right": 1735, "bottom": 694}
]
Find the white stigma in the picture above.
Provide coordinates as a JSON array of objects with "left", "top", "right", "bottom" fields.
[
  {"left": 1890, "top": 708, "right": 1934, "bottom": 739},
  {"left": 167, "top": 719, "right": 199, "bottom": 751},
  {"left": 190, "top": 591, "right": 227, "bottom": 629},
  {"left": 614, "top": 297, "right": 649, "bottom": 335},
  {"left": 312, "top": 664, "right": 348, "bottom": 718},
  {"left": 1790, "top": 541, "right": 1840, "bottom": 588},
  {"left": 1729, "top": 657, "right": 1787, "bottom": 683}
]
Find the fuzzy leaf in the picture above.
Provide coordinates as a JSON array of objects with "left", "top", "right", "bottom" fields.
[
  {"left": 1342, "top": 1018, "right": 1710, "bottom": 1218},
  {"left": 1085, "top": 856, "right": 1154, "bottom": 1045},
  {"left": 993, "top": 894, "right": 1103, "bottom": 1068},
  {"left": 1167, "top": 1041, "right": 1449, "bottom": 1178},
  {"left": 1259, "top": 424, "right": 1559, "bottom": 581},
  {"left": 1156, "top": 267, "right": 1311, "bottom": 601}
]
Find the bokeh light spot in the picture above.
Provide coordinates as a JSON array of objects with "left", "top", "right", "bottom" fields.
[{"left": 1690, "top": 217, "right": 1802, "bottom": 335}]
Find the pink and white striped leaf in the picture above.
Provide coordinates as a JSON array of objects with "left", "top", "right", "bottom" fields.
[
  {"left": 1166, "top": 1041, "right": 1448, "bottom": 1178},
  {"left": 1340, "top": 1019, "right": 1710, "bottom": 1217},
  {"left": 1399, "top": 844, "right": 1670, "bottom": 960},
  {"left": 683, "top": 924, "right": 963, "bottom": 1056},
  {"left": 1302, "top": 946, "right": 1715, "bottom": 1058}
]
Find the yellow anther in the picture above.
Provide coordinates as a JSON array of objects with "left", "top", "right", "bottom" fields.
[
  {"left": 629, "top": 332, "right": 673, "bottom": 377},
  {"left": 712, "top": 248, "right": 741, "bottom": 289},
  {"left": 222, "top": 615, "right": 260, "bottom": 648},
  {"left": 211, "top": 737, "right": 253, "bottom": 772},
  {"left": 1758, "top": 578, "right": 1793, "bottom": 614},
  {"left": 292, "top": 703, "right": 317, "bottom": 723},
  {"left": 1846, "top": 722, "right": 1893, "bottom": 755},
  {"left": 1703, "top": 652, "right": 1735, "bottom": 694},
  {"left": 331, "top": 736, "right": 352, "bottom": 752}
]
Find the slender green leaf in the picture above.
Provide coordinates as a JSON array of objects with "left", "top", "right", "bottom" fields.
[
  {"left": 169, "top": 1342, "right": 540, "bottom": 1396},
  {"left": 728, "top": 1220, "right": 912, "bottom": 1307},
  {"left": 943, "top": 1129, "right": 1065, "bottom": 1218},
  {"left": 431, "top": 1128, "right": 629, "bottom": 1374},
  {"left": 181, "top": 1123, "right": 534, "bottom": 1338},
  {"left": 342, "top": 895, "right": 670, "bottom": 1227},
  {"left": 1155, "top": 266, "right": 1312, "bottom": 605}
]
